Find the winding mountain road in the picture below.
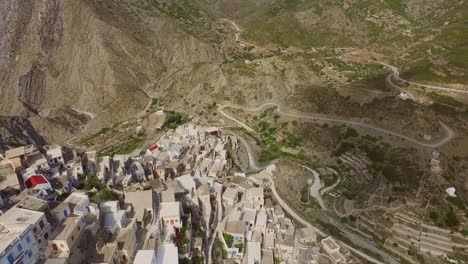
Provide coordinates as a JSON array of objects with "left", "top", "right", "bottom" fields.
[
  {"left": 218, "top": 103, "right": 455, "bottom": 148},
  {"left": 302, "top": 165, "right": 325, "bottom": 209},
  {"left": 380, "top": 62, "right": 468, "bottom": 94},
  {"left": 220, "top": 18, "right": 257, "bottom": 48},
  {"left": 222, "top": 130, "right": 263, "bottom": 172},
  {"left": 251, "top": 170, "right": 395, "bottom": 264}
]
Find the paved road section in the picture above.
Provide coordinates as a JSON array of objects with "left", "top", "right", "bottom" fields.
[
  {"left": 218, "top": 103, "right": 455, "bottom": 148},
  {"left": 380, "top": 63, "right": 468, "bottom": 94}
]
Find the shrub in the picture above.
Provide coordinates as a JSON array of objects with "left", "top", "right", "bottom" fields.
[
  {"left": 367, "top": 148, "right": 385, "bottom": 163},
  {"left": 91, "top": 189, "right": 113, "bottom": 203},
  {"left": 429, "top": 210, "right": 439, "bottom": 221},
  {"left": 446, "top": 196, "right": 466, "bottom": 210},
  {"left": 446, "top": 208, "right": 460, "bottom": 227},
  {"left": 343, "top": 127, "right": 359, "bottom": 139},
  {"left": 223, "top": 233, "right": 234, "bottom": 247},
  {"left": 83, "top": 175, "right": 101, "bottom": 190},
  {"left": 461, "top": 229, "right": 468, "bottom": 236},
  {"left": 333, "top": 142, "right": 355, "bottom": 156},
  {"left": 382, "top": 166, "right": 401, "bottom": 183}
]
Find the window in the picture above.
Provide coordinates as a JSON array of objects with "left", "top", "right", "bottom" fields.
[
  {"left": 52, "top": 244, "right": 58, "bottom": 251},
  {"left": 26, "top": 235, "right": 31, "bottom": 244},
  {"left": 27, "top": 250, "right": 32, "bottom": 258},
  {"left": 44, "top": 232, "right": 48, "bottom": 239},
  {"left": 77, "top": 226, "right": 80, "bottom": 231},
  {"left": 63, "top": 209, "right": 68, "bottom": 218},
  {"left": 71, "top": 236, "right": 74, "bottom": 241},
  {"left": 39, "top": 220, "right": 45, "bottom": 229},
  {"left": 234, "top": 236, "right": 238, "bottom": 241},
  {"left": 17, "top": 243, "right": 23, "bottom": 252},
  {"left": 7, "top": 253, "right": 14, "bottom": 264},
  {"left": 33, "top": 227, "right": 37, "bottom": 233},
  {"left": 61, "top": 244, "right": 65, "bottom": 248}
]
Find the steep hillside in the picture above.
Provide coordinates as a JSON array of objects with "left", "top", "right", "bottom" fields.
[
  {"left": 224, "top": 0, "right": 468, "bottom": 85},
  {"left": 0, "top": 0, "right": 224, "bottom": 144},
  {"left": 0, "top": 0, "right": 466, "bottom": 146}
]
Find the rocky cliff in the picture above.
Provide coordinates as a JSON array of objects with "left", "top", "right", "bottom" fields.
[{"left": 0, "top": 0, "right": 225, "bottom": 145}]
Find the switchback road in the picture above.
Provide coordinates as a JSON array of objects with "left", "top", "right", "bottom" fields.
[
  {"left": 380, "top": 63, "right": 468, "bottom": 94},
  {"left": 218, "top": 103, "right": 455, "bottom": 148}
]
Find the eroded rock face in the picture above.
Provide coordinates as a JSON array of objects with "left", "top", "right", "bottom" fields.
[
  {"left": 0, "top": 116, "right": 47, "bottom": 151},
  {"left": 0, "top": 0, "right": 35, "bottom": 105},
  {"left": 17, "top": 65, "right": 46, "bottom": 109},
  {"left": 40, "top": 0, "right": 64, "bottom": 60}
]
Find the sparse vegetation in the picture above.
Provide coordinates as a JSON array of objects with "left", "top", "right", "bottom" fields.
[
  {"left": 146, "top": 97, "right": 159, "bottom": 113},
  {"left": 342, "top": 127, "right": 359, "bottom": 139},
  {"left": 82, "top": 175, "right": 102, "bottom": 191},
  {"left": 77, "top": 127, "right": 111, "bottom": 144},
  {"left": 100, "top": 131, "right": 146, "bottom": 156},
  {"left": 446, "top": 196, "right": 466, "bottom": 210},
  {"left": 90, "top": 189, "right": 113, "bottom": 204},
  {"left": 333, "top": 142, "right": 355, "bottom": 156},
  {"left": 164, "top": 111, "right": 191, "bottom": 130}
]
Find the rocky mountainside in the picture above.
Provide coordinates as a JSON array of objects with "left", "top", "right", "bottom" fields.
[
  {"left": 0, "top": 0, "right": 466, "bottom": 145},
  {"left": 0, "top": 0, "right": 224, "bottom": 143}
]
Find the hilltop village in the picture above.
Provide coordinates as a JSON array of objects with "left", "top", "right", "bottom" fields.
[{"left": 0, "top": 124, "right": 351, "bottom": 264}]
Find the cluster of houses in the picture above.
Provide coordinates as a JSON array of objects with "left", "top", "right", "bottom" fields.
[
  {"left": 0, "top": 123, "right": 349, "bottom": 264},
  {"left": 219, "top": 170, "right": 349, "bottom": 264},
  {"left": 0, "top": 124, "right": 234, "bottom": 264}
]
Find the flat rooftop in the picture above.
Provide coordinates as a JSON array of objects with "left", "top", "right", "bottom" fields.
[
  {"left": 297, "top": 227, "right": 316, "bottom": 240},
  {"left": 0, "top": 207, "right": 44, "bottom": 225},
  {"left": 156, "top": 243, "right": 178, "bottom": 264},
  {"left": 0, "top": 159, "right": 19, "bottom": 189},
  {"left": 225, "top": 220, "right": 245, "bottom": 235},
  {"left": 63, "top": 192, "right": 88, "bottom": 209},
  {"left": 322, "top": 237, "right": 340, "bottom": 250},
  {"left": 330, "top": 251, "right": 346, "bottom": 263},
  {"left": 124, "top": 190, "right": 153, "bottom": 221},
  {"left": 222, "top": 187, "right": 238, "bottom": 201},
  {"left": 160, "top": 190, "right": 175, "bottom": 203},
  {"left": 134, "top": 250, "right": 156, "bottom": 263},
  {"left": 5, "top": 146, "right": 25, "bottom": 159},
  {"left": 46, "top": 146, "right": 63, "bottom": 159},
  {"left": 15, "top": 194, "right": 48, "bottom": 211},
  {"left": 159, "top": 202, "right": 180, "bottom": 218},
  {"left": 51, "top": 215, "right": 81, "bottom": 241},
  {"left": 246, "top": 187, "right": 263, "bottom": 197},
  {"left": 50, "top": 202, "right": 69, "bottom": 214},
  {"left": 27, "top": 152, "right": 47, "bottom": 166}
]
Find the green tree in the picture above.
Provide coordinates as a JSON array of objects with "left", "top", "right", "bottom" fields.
[{"left": 223, "top": 233, "right": 234, "bottom": 247}]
